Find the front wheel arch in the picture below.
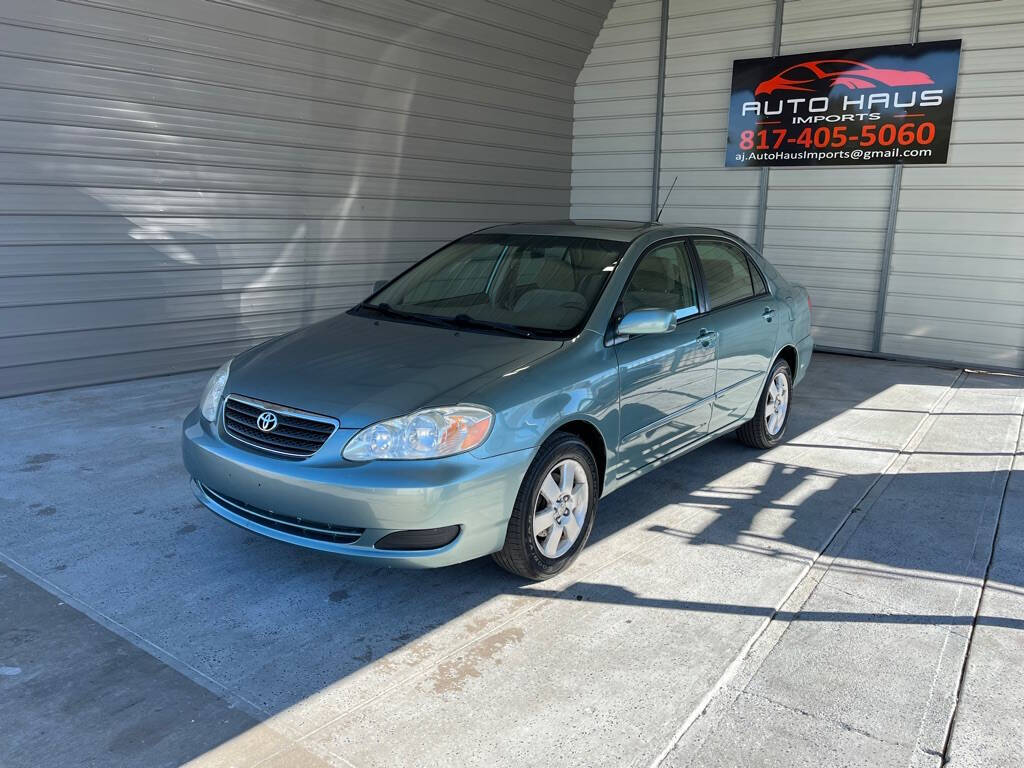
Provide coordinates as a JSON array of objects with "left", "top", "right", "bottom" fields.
[
  {"left": 492, "top": 432, "right": 600, "bottom": 579},
  {"left": 547, "top": 419, "right": 607, "bottom": 495}
]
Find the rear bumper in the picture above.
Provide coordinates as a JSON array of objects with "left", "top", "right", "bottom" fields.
[{"left": 182, "top": 408, "right": 533, "bottom": 567}]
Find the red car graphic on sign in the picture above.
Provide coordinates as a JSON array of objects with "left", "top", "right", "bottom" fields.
[{"left": 755, "top": 59, "right": 934, "bottom": 95}]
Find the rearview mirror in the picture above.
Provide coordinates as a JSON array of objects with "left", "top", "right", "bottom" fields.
[{"left": 617, "top": 308, "right": 677, "bottom": 336}]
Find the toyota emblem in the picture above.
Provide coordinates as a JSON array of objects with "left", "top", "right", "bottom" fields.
[{"left": 256, "top": 411, "right": 278, "bottom": 432}]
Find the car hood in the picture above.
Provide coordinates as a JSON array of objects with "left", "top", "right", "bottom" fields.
[{"left": 226, "top": 312, "right": 563, "bottom": 427}]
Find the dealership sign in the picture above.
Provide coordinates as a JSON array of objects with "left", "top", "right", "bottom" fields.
[{"left": 725, "top": 40, "right": 961, "bottom": 167}]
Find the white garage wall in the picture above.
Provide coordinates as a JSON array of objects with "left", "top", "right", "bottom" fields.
[
  {"left": 764, "top": 0, "right": 914, "bottom": 352},
  {"left": 657, "top": 0, "right": 777, "bottom": 244},
  {"left": 0, "top": 0, "right": 613, "bottom": 396},
  {"left": 571, "top": 0, "right": 1024, "bottom": 371},
  {"left": 570, "top": 0, "right": 663, "bottom": 220},
  {"left": 570, "top": 0, "right": 775, "bottom": 235},
  {"left": 883, "top": 0, "right": 1024, "bottom": 369}
]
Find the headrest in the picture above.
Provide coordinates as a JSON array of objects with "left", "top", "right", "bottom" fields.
[
  {"left": 513, "top": 289, "right": 586, "bottom": 313},
  {"left": 633, "top": 264, "right": 675, "bottom": 292},
  {"left": 529, "top": 258, "right": 574, "bottom": 291}
]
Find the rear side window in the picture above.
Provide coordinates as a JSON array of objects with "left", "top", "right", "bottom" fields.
[
  {"left": 693, "top": 239, "right": 764, "bottom": 308},
  {"left": 749, "top": 259, "right": 767, "bottom": 295}
]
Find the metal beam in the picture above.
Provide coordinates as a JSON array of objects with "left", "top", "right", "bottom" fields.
[
  {"left": 872, "top": 0, "right": 924, "bottom": 352},
  {"left": 753, "top": 0, "right": 785, "bottom": 252},
  {"left": 873, "top": 165, "right": 903, "bottom": 351},
  {"left": 815, "top": 346, "right": 1024, "bottom": 377},
  {"left": 754, "top": 167, "right": 770, "bottom": 252},
  {"left": 649, "top": 0, "right": 670, "bottom": 221}
]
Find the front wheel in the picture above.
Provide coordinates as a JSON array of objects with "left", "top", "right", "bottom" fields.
[
  {"left": 736, "top": 358, "right": 793, "bottom": 449},
  {"left": 492, "top": 433, "right": 598, "bottom": 580}
]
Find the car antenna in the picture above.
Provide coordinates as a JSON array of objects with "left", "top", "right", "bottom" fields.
[{"left": 655, "top": 175, "right": 678, "bottom": 222}]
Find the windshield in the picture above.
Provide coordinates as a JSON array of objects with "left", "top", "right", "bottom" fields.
[{"left": 358, "top": 233, "right": 626, "bottom": 337}]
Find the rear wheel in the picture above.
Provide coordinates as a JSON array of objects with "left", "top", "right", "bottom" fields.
[
  {"left": 736, "top": 358, "right": 792, "bottom": 449},
  {"left": 492, "top": 433, "right": 598, "bottom": 580}
]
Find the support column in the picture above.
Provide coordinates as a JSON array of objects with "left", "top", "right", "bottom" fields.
[
  {"left": 873, "top": 0, "right": 924, "bottom": 352},
  {"left": 754, "top": 0, "right": 785, "bottom": 252},
  {"left": 649, "top": 0, "right": 669, "bottom": 221}
]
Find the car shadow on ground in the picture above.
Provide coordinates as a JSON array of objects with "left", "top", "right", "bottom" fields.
[
  {"left": 180, "top": 362, "right": 1020, "bottom": 706},
  {"left": 2, "top": 355, "right": 1020, "bottom": 767}
]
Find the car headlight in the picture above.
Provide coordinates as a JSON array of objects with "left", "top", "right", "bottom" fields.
[
  {"left": 199, "top": 360, "right": 231, "bottom": 422},
  {"left": 343, "top": 406, "right": 493, "bottom": 461}
]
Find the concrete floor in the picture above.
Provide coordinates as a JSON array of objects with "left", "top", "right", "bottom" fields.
[{"left": 1, "top": 353, "right": 1022, "bottom": 768}]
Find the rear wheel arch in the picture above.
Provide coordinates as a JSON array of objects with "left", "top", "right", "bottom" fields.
[
  {"left": 775, "top": 344, "right": 798, "bottom": 380},
  {"left": 737, "top": 356, "right": 793, "bottom": 449}
]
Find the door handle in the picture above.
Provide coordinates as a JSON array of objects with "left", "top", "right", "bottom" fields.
[
  {"left": 697, "top": 328, "right": 717, "bottom": 347},
  {"left": 762, "top": 306, "right": 776, "bottom": 323}
]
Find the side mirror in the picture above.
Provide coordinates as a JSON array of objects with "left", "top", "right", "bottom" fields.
[
  {"left": 616, "top": 308, "right": 677, "bottom": 336},
  {"left": 372, "top": 279, "right": 389, "bottom": 293}
]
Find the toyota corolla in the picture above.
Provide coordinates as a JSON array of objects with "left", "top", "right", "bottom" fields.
[{"left": 182, "top": 221, "right": 812, "bottom": 579}]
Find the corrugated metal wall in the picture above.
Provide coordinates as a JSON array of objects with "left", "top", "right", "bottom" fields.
[
  {"left": 571, "top": 0, "right": 1024, "bottom": 370},
  {"left": 765, "top": 0, "right": 913, "bottom": 353},
  {"left": 570, "top": 0, "right": 662, "bottom": 220},
  {"left": 657, "top": 0, "right": 776, "bottom": 244},
  {"left": 0, "top": 0, "right": 613, "bottom": 396},
  {"left": 571, "top": 0, "right": 774, "bottom": 234},
  {"left": 883, "top": 0, "right": 1024, "bottom": 369}
]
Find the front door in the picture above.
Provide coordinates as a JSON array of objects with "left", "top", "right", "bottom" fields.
[
  {"left": 614, "top": 241, "right": 717, "bottom": 476},
  {"left": 691, "top": 238, "right": 779, "bottom": 432}
]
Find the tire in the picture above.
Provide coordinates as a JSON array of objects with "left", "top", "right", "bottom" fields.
[
  {"left": 736, "top": 358, "right": 793, "bottom": 449},
  {"left": 492, "top": 433, "right": 599, "bottom": 580}
]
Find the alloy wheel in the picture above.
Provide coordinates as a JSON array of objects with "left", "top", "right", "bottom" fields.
[
  {"left": 533, "top": 459, "right": 589, "bottom": 559},
  {"left": 764, "top": 371, "right": 789, "bottom": 436}
]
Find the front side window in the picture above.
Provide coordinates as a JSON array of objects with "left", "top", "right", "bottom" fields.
[
  {"left": 362, "top": 234, "right": 625, "bottom": 337},
  {"left": 621, "top": 242, "right": 699, "bottom": 319},
  {"left": 693, "top": 239, "right": 764, "bottom": 308}
]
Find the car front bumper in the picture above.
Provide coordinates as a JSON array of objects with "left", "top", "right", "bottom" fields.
[{"left": 181, "top": 408, "right": 534, "bottom": 567}]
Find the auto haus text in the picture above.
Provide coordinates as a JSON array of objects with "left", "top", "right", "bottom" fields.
[{"left": 741, "top": 89, "right": 945, "bottom": 123}]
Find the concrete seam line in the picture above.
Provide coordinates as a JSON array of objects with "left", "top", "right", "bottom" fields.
[
  {"left": 0, "top": 549, "right": 272, "bottom": 722},
  {"left": 254, "top": 503, "right": 714, "bottom": 766},
  {"left": 907, "top": 375, "right": 1021, "bottom": 767},
  {"left": 938, "top": 393, "right": 1024, "bottom": 764},
  {"left": 648, "top": 369, "right": 968, "bottom": 767}
]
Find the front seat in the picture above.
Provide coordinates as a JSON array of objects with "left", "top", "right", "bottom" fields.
[
  {"left": 529, "top": 257, "right": 575, "bottom": 291},
  {"left": 513, "top": 257, "right": 586, "bottom": 329}
]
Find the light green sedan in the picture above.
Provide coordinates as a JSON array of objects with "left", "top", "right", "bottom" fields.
[{"left": 183, "top": 220, "right": 813, "bottom": 579}]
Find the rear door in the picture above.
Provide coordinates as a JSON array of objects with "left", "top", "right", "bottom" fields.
[
  {"left": 613, "top": 240, "right": 717, "bottom": 476},
  {"left": 690, "top": 238, "right": 780, "bottom": 433}
]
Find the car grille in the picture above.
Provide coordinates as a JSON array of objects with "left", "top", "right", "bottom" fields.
[
  {"left": 200, "top": 483, "right": 364, "bottom": 545},
  {"left": 222, "top": 395, "right": 336, "bottom": 458}
]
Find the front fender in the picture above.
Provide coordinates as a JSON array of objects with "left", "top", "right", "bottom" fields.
[{"left": 469, "top": 332, "right": 620, "bottom": 464}]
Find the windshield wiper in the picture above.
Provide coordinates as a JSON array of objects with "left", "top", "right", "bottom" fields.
[
  {"left": 452, "top": 314, "right": 534, "bottom": 338},
  {"left": 357, "top": 303, "right": 535, "bottom": 338},
  {"left": 357, "top": 302, "right": 454, "bottom": 330}
]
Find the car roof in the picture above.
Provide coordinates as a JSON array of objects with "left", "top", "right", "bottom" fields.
[{"left": 476, "top": 220, "right": 738, "bottom": 244}]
